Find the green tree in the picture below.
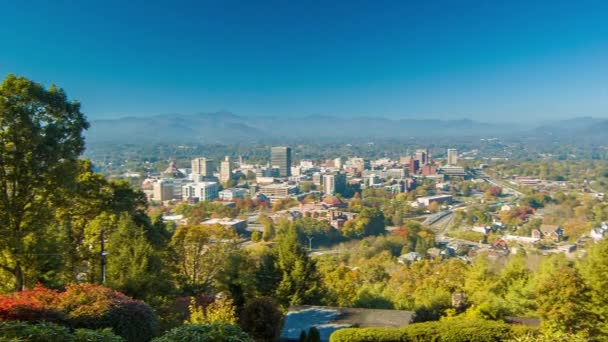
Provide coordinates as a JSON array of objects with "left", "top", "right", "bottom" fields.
[
  {"left": 106, "top": 214, "right": 171, "bottom": 301},
  {"left": 276, "top": 225, "right": 321, "bottom": 305},
  {"left": 0, "top": 75, "right": 88, "bottom": 291},
  {"left": 341, "top": 208, "right": 385, "bottom": 239},
  {"left": 535, "top": 255, "right": 595, "bottom": 334},
  {"left": 579, "top": 238, "right": 608, "bottom": 335},
  {"left": 215, "top": 251, "right": 255, "bottom": 310},
  {"left": 240, "top": 297, "right": 284, "bottom": 342}
]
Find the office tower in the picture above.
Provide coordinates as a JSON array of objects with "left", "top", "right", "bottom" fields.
[
  {"left": 271, "top": 146, "right": 292, "bottom": 177},
  {"left": 447, "top": 149, "right": 458, "bottom": 165},
  {"left": 220, "top": 156, "right": 231, "bottom": 183},
  {"left": 334, "top": 157, "right": 343, "bottom": 170},
  {"left": 191, "top": 157, "right": 214, "bottom": 177},
  {"left": 323, "top": 173, "right": 347, "bottom": 195}
]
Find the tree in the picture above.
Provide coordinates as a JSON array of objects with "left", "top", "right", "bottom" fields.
[
  {"left": 579, "top": 238, "right": 608, "bottom": 335},
  {"left": 215, "top": 251, "right": 255, "bottom": 310},
  {"left": 260, "top": 214, "right": 275, "bottom": 241},
  {"left": 240, "top": 297, "right": 284, "bottom": 342},
  {"left": 106, "top": 214, "right": 171, "bottom": 301},
  {"left": 535, "top": 255, "right": 595, "bottom": 334},
  {"left": 171, "top": 224, "right": 239, "bottom": 295},
  {"left": 275, "top": 225, "right": 321, "bottom": 305},
  {"left": 341, "top": 208, "right": 385, "bottom": 238},
  {"left": 0, "top": 75, "right": 88, "bottom": 291}
]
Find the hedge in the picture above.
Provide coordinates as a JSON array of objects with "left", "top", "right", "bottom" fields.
[{"left": 329, "top": 319, "right": 516, "bottom": 342}]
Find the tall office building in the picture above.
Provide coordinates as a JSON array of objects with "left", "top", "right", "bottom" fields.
[
  {"left": 271, "top": 146, "right": 292, "bottom": 177},
  {"left": 191, "top": 158, "right": 214, "bottom": 177},
  {"left": 447, "top": 149, "right": 458, "bottom": 165},
  {"left": 220, "top": 156, "right": 232, "bottom": 183},
  {"left": 323, "top": 172, "right": 347, "bottom": 196}
]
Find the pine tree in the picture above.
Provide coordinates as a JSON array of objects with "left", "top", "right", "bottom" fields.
[{"left": 275, "top": 224, "right": 321, "bottom": 305}]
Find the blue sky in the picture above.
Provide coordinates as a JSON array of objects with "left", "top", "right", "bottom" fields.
[{"left": 1, "top": 0, "right": 607, "bottom": 122}]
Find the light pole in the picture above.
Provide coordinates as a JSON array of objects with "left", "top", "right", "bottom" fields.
[
  {"left": 307, "top": 235, "right": 314, "bottom": 251},
  {"left": 100, "top": 227, "right": 107, "bottom": 284}
]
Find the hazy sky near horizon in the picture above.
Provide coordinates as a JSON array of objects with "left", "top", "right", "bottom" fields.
[{"left": 1, "top": 0, "right": 607, "bottom": 122}]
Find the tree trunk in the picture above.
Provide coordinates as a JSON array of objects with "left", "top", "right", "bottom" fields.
[{"left": 14, "top": 263, "right": 24, "bottom": 292}]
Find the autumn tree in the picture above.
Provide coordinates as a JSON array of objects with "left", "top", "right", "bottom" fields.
[
  {"left": 0, "top": 75, "right": 88, "bottom": 291},
  {"left": 579, "top": 238, "right": 608, "bottom": 335},
  {"left": 535, "top": 255, "right": 595, "bottom": 334},
  {"left": 171, "top": 224, "right": 239, "bottom": 295}
]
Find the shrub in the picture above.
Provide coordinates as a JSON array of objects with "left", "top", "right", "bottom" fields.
[
  {"left": 152, "top": 323, "right": 254, "bottom": 342},
  {"left": 239, "top": 297, "right": 284, "bottom": 341},
  {"left": 329, "top": 319, "right": 516, "bottom": 342},
  {"left": 405, "top": 319, "right": 512, "bottom": 342},
  {"left": 330, "top": 327, "right": 408, "bottom": 342},
  {"left": 73, "top": 328, "right": 125, "bottom": 342},
  {"left": 0, "top": 283, "right": 158, "bottom": 342},
  {"left": 0, "top": 284, "right": 64, "bottom": 323},
  {"left": 0, "top": 321, "right": 124, "bottom": 342}
]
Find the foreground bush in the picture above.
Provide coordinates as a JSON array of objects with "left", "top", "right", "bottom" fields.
[
  {"left": 239, "top": 297, "right": 284, "bottom": 341},
  {"left": 330, "top": 318, "right": 516, "bottom": 342},
  {"left": 330, "top": 327, "right": 408, "bottom": 342},
  {"left": 0, "top": 284, "right": 158, "bottom": 342},
  {"left": 0, "top": 284, "right": 64, "bottom": 323},
  {"left": 152, "top": 323, "right": 253, "bottom": 342},
  {"left": 0, "top": 321, "right": 124, "bottom": 342}
]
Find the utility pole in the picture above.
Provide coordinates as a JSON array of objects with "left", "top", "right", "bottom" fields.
[
  {"left": 100, "top": 227, "right": 107, "bottom": 284},
  {"left": 307, "top": 235, "right": 314, "bottom": 251}
]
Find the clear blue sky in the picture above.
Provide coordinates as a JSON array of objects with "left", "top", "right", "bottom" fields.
[{"left": 1, "top": 0, "right": 607, "bottom": 122}]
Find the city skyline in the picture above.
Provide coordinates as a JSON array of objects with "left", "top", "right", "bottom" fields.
[{"left": 1, "top": 1, "right": 607, "bottom": 122}]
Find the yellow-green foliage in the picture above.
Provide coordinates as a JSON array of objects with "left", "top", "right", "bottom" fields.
[{"left": 187, "top": 297, "right": 237, "bottom": 325}]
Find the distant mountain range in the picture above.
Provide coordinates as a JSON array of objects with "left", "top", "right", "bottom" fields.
[{"left": 85, "top": 112, "right": 607, "bottom": 144}]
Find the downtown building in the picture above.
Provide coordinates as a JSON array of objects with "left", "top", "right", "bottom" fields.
[{"left": 271, "top": 146, "right": 292, "bottom": 177}]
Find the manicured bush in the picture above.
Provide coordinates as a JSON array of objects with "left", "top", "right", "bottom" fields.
[
  {"left": 152, "top": 323, "right": 254, "bottom": 342},
  {"left": 329, "top": 319, "right": 516, "bottom": 342},
  {"left": 405, "top": 319, "right": 512, "bottom": 342},
  {"left": 0, "top": 321, "right": 124, "bottom": 342},
  {"left": 329, "top": 327, "right": 408, "bottom": 342}
]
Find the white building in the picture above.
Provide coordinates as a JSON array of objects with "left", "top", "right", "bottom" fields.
[
  {"left": 416, "top": 195, "right": 453, "bottom": 206},
  {"left": 447, "top": 148, "right": 458, "bottom": 165},
  {"left": 182, "top": 182, "right": 219, "bottom": 201},
  {"left": 219, "top": 188, "right": 248, "bottom": 201}
]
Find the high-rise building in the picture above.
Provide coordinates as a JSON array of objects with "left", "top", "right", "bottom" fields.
[
  {"left": 191, "top": 158, "right": 214, "bottom": 177},
  {"left": 220, "top": 156, "right": 232, "bottom": 183},
  {"left": 415, "top": 148, "right": 430, "bottom": 165},
  {"left": 271, "top": 146, "right": 292, "bottom": 177},
  {"left": 334, "top": 157, "right": 343, "bottom": 170},
  {"left": 447, "top": 149, "right": 458, "bottom": 165},
  {"left": 323, "top": 173, "right": 347, "bottom": 196}
]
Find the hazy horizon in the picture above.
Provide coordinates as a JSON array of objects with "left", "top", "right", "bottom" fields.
[{"left": 2, "top": 1, "right": 607, "bottom": 122}]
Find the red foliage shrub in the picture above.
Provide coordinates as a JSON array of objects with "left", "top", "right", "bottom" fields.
[
  {"left": 0, "top": 284, "right": 64, "bottom": 323},
  {"left": 0, "top": 283, "right": 158, "bottom": 341}
]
